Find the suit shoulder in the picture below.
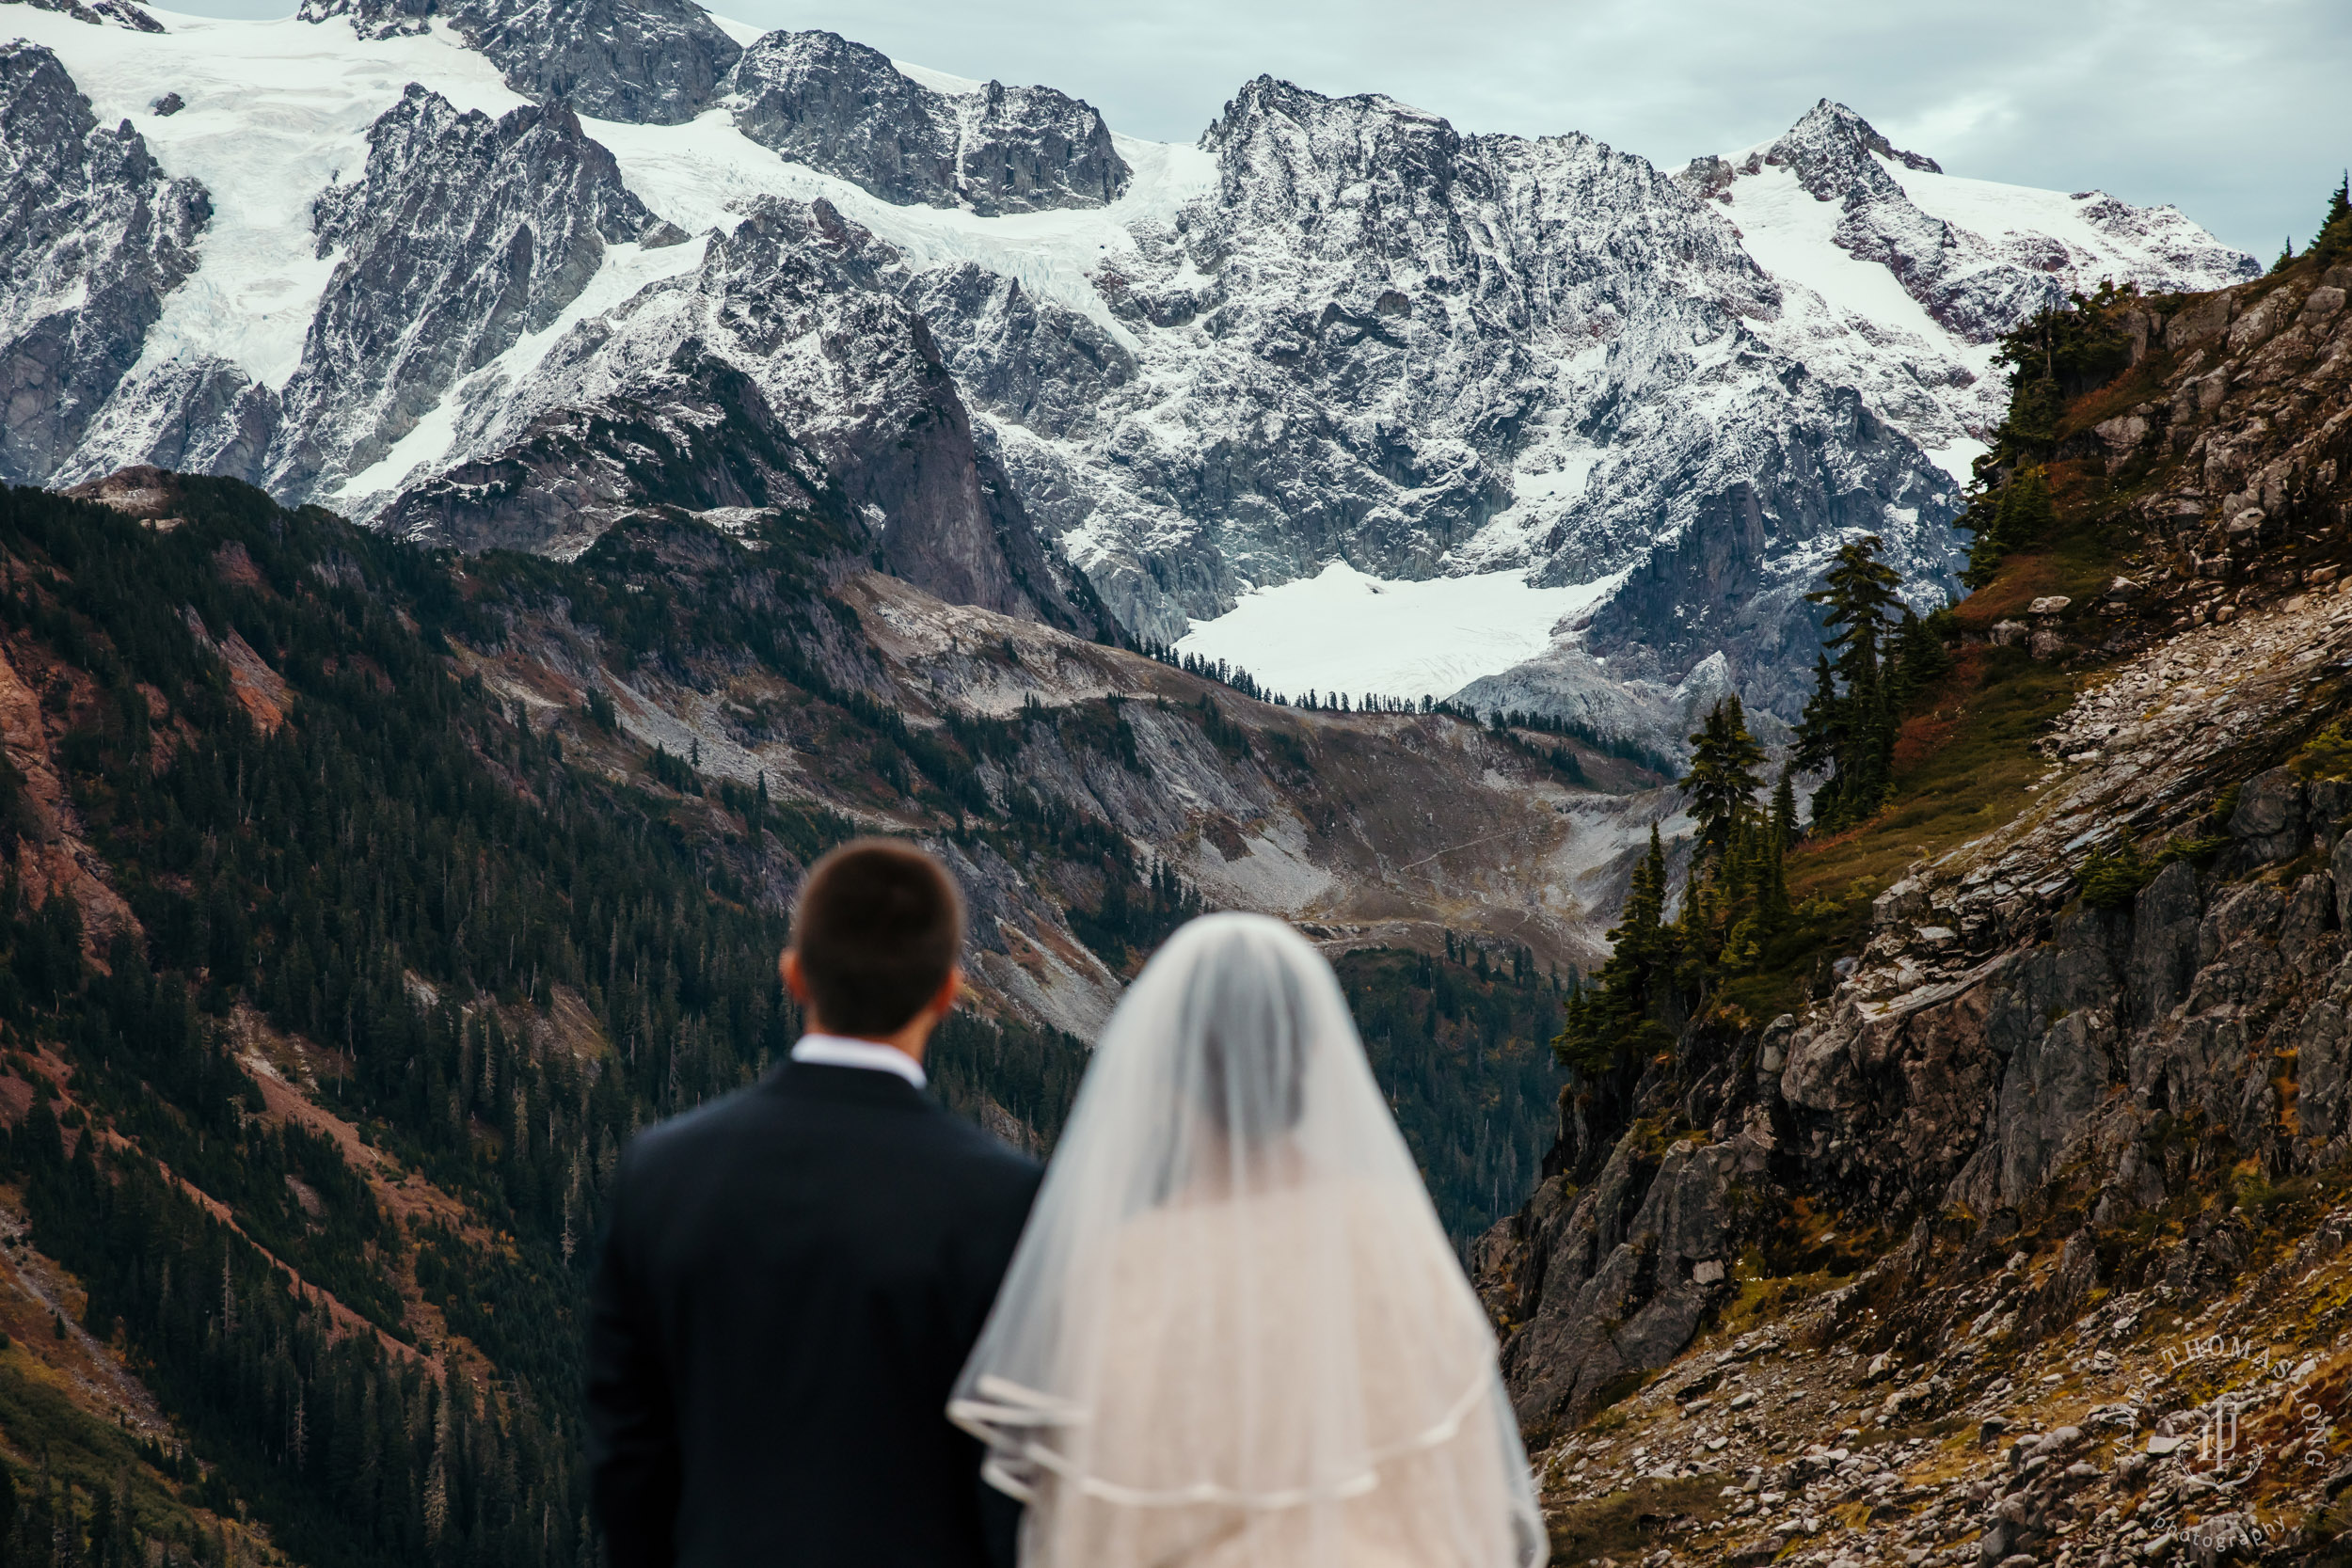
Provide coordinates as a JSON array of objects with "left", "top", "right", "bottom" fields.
[
  {"left": 621, "top": 1082, "right": 768, "bottom": 1173},
  {"left": 925, "top": 1110, "right": 1042, "bottom": 1193}
]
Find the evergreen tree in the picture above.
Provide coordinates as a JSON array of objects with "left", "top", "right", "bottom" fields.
[
  {"left": 1796, "top": 534, "right": 1910, "bottom": 832},
  {"left": 2314, "top": 171, "right": 2352, "bottom": 268},
  {"left": 1810, "top": 533, "right": 1903, "bottom": 682},
  {"left": 1678, "top": 698, "right": 1766, "bottom": 866},
  {"left": 1769, "top": 766, "right": 1798, "bottom": 855},
  {"left": 1793, "top": 655, "right": 1839, "bottom": 778},
  {"left": 1897, "top": 605, "right": 1952, "bottom": 689},
  {"left": 1553, "top": 826, "right": 1675, "bottom": 1080},
  {"left": 1965, "top": 467, "right": 2058, "bottom": 588}
]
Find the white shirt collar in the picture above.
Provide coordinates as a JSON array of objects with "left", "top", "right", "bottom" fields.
[{"left": 789, "top": 1033, "right": 929, "bottom": 1091}]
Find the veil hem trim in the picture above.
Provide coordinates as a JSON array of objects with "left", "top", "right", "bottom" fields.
[{"left": 949, "top": 1364, "right": 1496, "bottom": 1511}]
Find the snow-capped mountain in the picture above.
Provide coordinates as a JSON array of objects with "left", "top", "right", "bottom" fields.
[{"left": 0, "top": 0, "right": 2258, "bottom": 741}]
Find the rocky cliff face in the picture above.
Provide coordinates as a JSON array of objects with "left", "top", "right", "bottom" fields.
[
  {"left": 1475, "top": 259, "right": 2352, "bottom": 1565},
  {"left": 0, "top": 40, "right": 206, "bottom": 485},
  {"left": 381, "top": 195, "right": 1108, "bottom": 632},
  {"left": 269, "top": 86, "right": 670, "bottom": 497},
  {"left": 930, "top": 74, "right": 1968, "bottom": 692},
  {"left": 459, "top": 0, "right": 740, "bottom": 125},
  {"left": 300, "top": 0, "right": 742, "bottom": 123},
  {"left": 724, "top": 30, "right": 1129, "bottom": 215},
  {"left": 56, "top": 83, "right": 675, "bottom": 499}
]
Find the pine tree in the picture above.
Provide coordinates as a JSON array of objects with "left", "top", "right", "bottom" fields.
[
  {"left": 1897, "top": 605, "right": 1952, "bottom": 689},
  {"left": 1966, "top": 467, "right": 2052, "bottom": 587},
  {"left": 1678, "top": 698, "right": 1766, "bottom": 865},
  {"left": 1809, "top": 534, "right": 1903, "bottom": 683},
  {"left": 1796, "top": 534, "right": 1908, "bottom": 832},
  {"left": 1769, "top": 766, "right": 1797, "bottom": 855},
  {"left": 2315, "top": 171, "right": 2352, "bottom": 268},
  {"left": 1793, "top": 655, "right": 1839, "bottom": 778}
]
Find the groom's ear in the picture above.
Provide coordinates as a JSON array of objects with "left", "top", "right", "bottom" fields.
[{"left": 780, "top": 949, "right": 810, "bottom": 1004}]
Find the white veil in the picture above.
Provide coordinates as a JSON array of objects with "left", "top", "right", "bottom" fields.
[{"left": 950, "top": 913, "right": 1546, "bottom": 1568}]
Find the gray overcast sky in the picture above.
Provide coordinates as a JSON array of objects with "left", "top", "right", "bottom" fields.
[{"left": 167, "top": 0, "right": 2349, "bottom": 256}]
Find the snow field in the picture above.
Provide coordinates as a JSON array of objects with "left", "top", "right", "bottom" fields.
[{"left": 1172, "top": 561, "right": 1627, "bottom": 706}]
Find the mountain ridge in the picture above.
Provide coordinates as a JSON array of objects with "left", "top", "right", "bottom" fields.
[{"left": 0, "top": 0, "right": 2257, "bottom": 751}]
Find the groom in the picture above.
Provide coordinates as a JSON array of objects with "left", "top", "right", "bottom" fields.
[{"left": 587, "top": 839, "right": 1042, "bottom": 1568}]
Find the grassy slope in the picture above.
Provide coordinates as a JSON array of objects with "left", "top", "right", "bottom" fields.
[{"left": 1712, "top": 449, "right": 2142, "bottom": 1030}]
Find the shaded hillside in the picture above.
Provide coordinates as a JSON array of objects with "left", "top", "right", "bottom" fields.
[{"left": 0, "top": 467, "right": 1637, "bottom": 1565}]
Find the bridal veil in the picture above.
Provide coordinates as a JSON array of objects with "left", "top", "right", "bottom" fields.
[{"left": 950, "top": 912, "right": 1546, "bottom": 1568}]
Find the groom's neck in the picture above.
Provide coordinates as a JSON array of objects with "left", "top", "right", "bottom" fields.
[{"left": 806, "top": 1015, "right": 934, "bottom": 1068}]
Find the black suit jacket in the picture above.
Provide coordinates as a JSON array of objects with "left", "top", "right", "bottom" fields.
[{"left": 587, "top": 1060, "right": 1042, "bottom": 1568}]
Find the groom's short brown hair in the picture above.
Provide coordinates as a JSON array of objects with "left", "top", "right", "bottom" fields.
[{"left": 790, "top": 839, "right": 964, "bottom": 1036}]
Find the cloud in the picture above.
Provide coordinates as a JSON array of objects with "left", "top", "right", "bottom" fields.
[{"left": 161, "top": 0, "right": 2350, "bottom": 253}]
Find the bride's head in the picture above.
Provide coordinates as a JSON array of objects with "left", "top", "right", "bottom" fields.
[
  {"left": 1180, "top": 914, "right": 1312, "bottom": 1148},
  {"left": 1104, "top": 912, "right": 1361, "bottom": 1197}
]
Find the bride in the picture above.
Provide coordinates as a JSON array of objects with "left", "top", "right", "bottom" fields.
[{"left": 950, "top": 913, "right": 1547, "bottom": 1568}]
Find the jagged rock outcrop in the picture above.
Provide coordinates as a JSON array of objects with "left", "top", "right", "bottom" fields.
[
  {"left": 261, "top": 85, "right": 666, "bottom": 496},
  {"left": 300, "top": 0, "right": 741, "bottom": 123},
  {"left": 460, "top": 0, "right": 739, "bottom": 125},
  {"left": 1730, "top": 100, "right": 2258, "bottom": 347},
  {"left": 0, "top": 41, "right": 208, "bottom": 485},
  {"left": 62, "top": 354, "right": 278, "bottom": 486},
  {"left": 903, "top": 263, "right": 1137, "bottom": 438},
  {"left": 294, "top": 0, "right": 434, "bottom": 39},
  {"left": 723, "top": 31, "right": 1129, "bottom": 215},
  {"left": 17, "top": 0, "right": 160, "bottom": 30},
  {"left": 384, "top": 197, "right": 1105, "bottom": 631},
  {"left": 1497, "top": 1117, "right": 1772, "bottom": 1435}
]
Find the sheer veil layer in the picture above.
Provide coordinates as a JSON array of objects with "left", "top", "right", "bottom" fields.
[{"left": 950, "top": 913, "right": 1545, "bottom": 1568}]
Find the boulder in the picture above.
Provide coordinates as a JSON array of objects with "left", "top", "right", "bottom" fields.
[
  {"left": 2228, "top": 767, "right": 2305, "bottom": 863},
  {"left": 1873, "top": 876, "right": 1929, "bottom": 927}
]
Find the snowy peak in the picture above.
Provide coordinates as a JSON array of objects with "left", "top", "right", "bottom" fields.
[
  {"left": 465, "top": 0, "right": 740, "bottom": 124},
  {"left": 0, "top": 39, "right": 208, "bottom": 483},
  {"left": 1694, "top": 99, "right": 2257, "bottom": 348},
  {"left": 16, "top": 0, "right": 158, "bottom": 31},
  {"left": 1766, "top": 98, "right": 1941, "bottom": 198},
  {"left": 273, "top": 83, "right": 671, "bottom": 495},
  {"left": 301, "top": 0, "right": 743, "bottom": 124},
  {"left": 1201, "top": 74, "right": 1466, "bottom": 229},
  {"left": 723, "top": 29, "right": 1129, "bottom": 215}
]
